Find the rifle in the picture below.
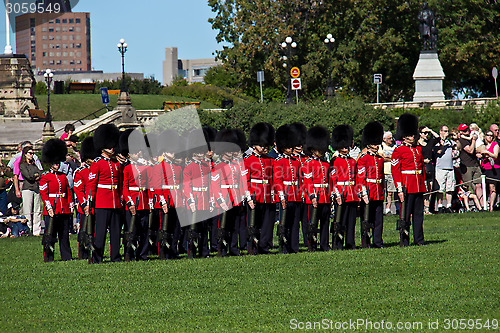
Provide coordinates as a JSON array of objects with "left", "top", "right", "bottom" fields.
[
  {"left": 396, "top": 181, "right": 410, "bottom": 247},
  {"left": 360, "top": 187, "right": 373, "bottom": 249},
  {"left": 187, "top": 197, "right": 199, "bottom": 259},
  {"left": 307, "top": 190, "right": 319, "bottom": 252},
  {"left": 216, "top": 193, "right": 231, "bottom": 258},
  {"left": 42, "top": 200, "right": 57, "bottom": 262},
  {"left": 332, "top": 188, "right": 345, "bottom": 250},
  {"left": 84, "top": 190, "right": 96, "bottom": 264},
  {"left": 277, "top": 186, "right": 288, "bottom": 254},
  {"left": 124, "top": 190, "right": 142, "bottom": 262},
  {"left": 147, "top": 194, "right": 157, "bottom": 247},
  {"left": 247, "top": 187, "right": 258, "bottom": 255},
  {"left": 158, "top": 192, "right": 172, "bottom": 260}
]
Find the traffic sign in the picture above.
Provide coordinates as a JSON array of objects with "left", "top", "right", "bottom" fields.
[
  {"left": 291, "top": 78, "right": 301, "bottom": 90},
  {"left": 493, "top": 67, "right": 498, "bottom": 79},
  {"left": 374, "top": 74, "right": 382, "bottom": 84},
  {"left": 100, "top": 87, "right": 110, "bottom": 104},
  {"left": 290, "top": 67, "right": 300, "bottom": 78},
  {"left": 257, "top": 71, "right": 265, "bottom": 82}
]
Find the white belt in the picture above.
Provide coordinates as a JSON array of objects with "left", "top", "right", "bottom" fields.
[
  {"left": 193, "top": 187, "right": 208, "bottom": 192},
  {"left": 313, "top": 183, "right": 328, "bottom": 188},
  {"left": 49, "top": 193, "right": 66, "bottom": 198},
  {"left": 129, "top": 186, "right": 146, "bottom": 191},
  {"left": 162, "top": 185, "right": 180, "bottom": 190},
  {"left": 337, "top": 181, "right": 354, "bottom": 186},
  {"left": 402, "top": 170, "right": 422, "bottom": 175},
  {"left": 366, "top": 179, "right": 382, "bottom": 184},
  {"left": 97, "top": 184, "right": 118, "bottom": 190},
  {"left": 251, "top": 179, "right": 269, "bottom": 184},
  {"left": 283, "top": 181, "right": 298, "bottom": 186},
  {"left": 221, "top": 184, "right": 238, "bottom": 189}
]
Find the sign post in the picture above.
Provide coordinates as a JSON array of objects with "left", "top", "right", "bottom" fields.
[
  {"left": 374, "top": 74, "right": 382, "bottom": 103},
  {"left": 257, "top": 71, "right": 265, "bottom": 103},
  {"left": 493, "top": 67, "right": 498, "bottom": 99},
  {"left": 100, "top": 87, "right": 110, "bottom": 108},
  {"left": 291, "top": 78, "right": 301, "bottom": 104}
]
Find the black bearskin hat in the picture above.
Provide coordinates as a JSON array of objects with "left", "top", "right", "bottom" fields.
[
  {"left": 290, "top": 122, "right": 307, "bottom": 146},
  {"left": 248, "top": 122, "right": 274, "bottom": 147},
  {"left": 306, "top": 126, "right": 329, "bottom": 153},
  {"left": 396, "top": 113, "right": 419, "bottom": 140},
  {"left": 234, "top": 129, "right": 246, "bottom": 151},
  {"left": 93, "top": 123, "right": 120, "bottom": 151},
  {"left": 187, "top": 129, "right": 209, "bottom": 155},
  {"left": 42, "top": 138, "right": 67, "bottom": 164},
  {"left": 203, "top": 126, "right": 217, "bottom": 151},
  {"left": 80, "top": 137, "right": 98, "bottom": 162},
  {"left": 331, "top": 124, "right": 353, "bottom": 150},
  {"left": 213, "top": 129, "right": 243, "bottom": 155},
  {"left": 361, "top": 121, "right": 384, "bottom": 147},
  {"left": 158, "top": 129, "right": 182, "bottom": 154},
  {"left": 144, "top": 132, "right": 159, "bottom": 158},
  {"left": 117, "top": 129, "right": 134, "bottom": 157},
  {"left": 276, "top": 124, "right": 299, "bottom": 152}
]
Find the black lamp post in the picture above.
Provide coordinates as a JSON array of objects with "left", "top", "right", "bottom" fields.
[
  {"left": 281, "top": 36, "right": 297, "bottom": 104},
  {"left": 324, "top": 34, "right": 335, "bottom": 99},
  {"left": 117, "top": 38, "right": 128, "bottom": 92},
  {"left": 42, "top": 68, "right": 55, "bottom": 140}
]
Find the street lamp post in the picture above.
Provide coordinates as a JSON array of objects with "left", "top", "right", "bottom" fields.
[
  {"left": 324, "top": 34, "right": 335, "bottom": 99},
  {"left": 117, "top": 38, "right": 128, "bottom": 92},
  {"left": 42, "top": 69, "right": 55, "bottom": 140},
  {"left": 281, "top": 37, "right": 297, "bottom": 104}
]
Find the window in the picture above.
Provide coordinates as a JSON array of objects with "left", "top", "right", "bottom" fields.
[
  {"left": 62, "top": 44, "right": 67, "bottom": 48},
  {"left": 42, "top": 52, "right": 47, "bottom": 57},
  {"left": 49, "top": 35, "right": 54, "bottom": 40},
  {"left": 62, "top": 19, "right": 67, "bottom": 23},
  {"left": 69, "top": 35, "right": 74, "bottom": 40},
  {"left": 43, "top": 61, "right": 48, "bottom": 65},
  {"left": 42, "top": 35, "right": 47, "bottom": 40},
  {"left": 69, "top": 19, "right": 74, "bottom": 23},
  {"left": 76, "top": 44, "right": 81, "bottom": 49},
  {"left": 56, "top": 36, "right": 61, "bottom": 40},
  {"left": 42, "top": 27, "right": 47, "bottom": 32},
  {"left": 75, "top": 27, "right": 81, "bottom": 32},
  {"left": 49, "top": 52, "right": 54, "bottom": 56},
  {"left": 63, "top": 60, "right": 68, "bottom": 64},
  {"left": 69, "top": 27, "right": 74, "bottom": 32},
  {"left": 69, "top": 52, "right": 74, "bottom": 56},
  {"left": 55, "top": 27, "right": 60, "bottom": 32},
  {"left": 75, "top": 18, "right": 80, "bottom": 24},
  {"left": 62, "top": 27, "right": 67, "bottom": 32},
  {"left": 62, "top": 35, "right": 67, "bottom": 40},
  {"left": 43, "top": 44, "right": 48, "bottom": 49},
  {"left": 49, "top": 20, "right": 54, "bottom": 24},
  {"left": 56, "top": 60, "right": 61, "bottom": 65},
  {"left": 49, "top": 44, "right": 53, "bottom": 48},
  {"left": 49, "top": 28, "right": 54, "bottom": 32},
  {"left": 63, "top": 52, "right": 67, "bottom": 56},
  {"left": 56, "top": 45, "right": 60, "bottom": 49},
  {"left": 49, "top": 60, "right": 54, "bottom": 65},
  {"left": 76, "top": 35, "right": 81, "bottom": 40},
  {"left": 56, "top": 19, "right": 60, "bottom": 23},
  {"left": 70, "top": 60, "right": 75, "bottom": 65},
  {"left": 76, "top": 52, "right": 81, "bottom": 57},
  {"left": 76, "top": 60, "right": 81, "bottom": 64},
  {"left": 69, "top": 44, "right": 74, "bottom": 48},
  {"left": 31, "top": 35, "right": 35, "bottom": 41}
]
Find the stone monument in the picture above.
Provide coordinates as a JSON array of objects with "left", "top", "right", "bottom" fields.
[
  {"left": 413, "top": 2, "right": 445, "bottom": 102},
  {"left": 114, "top": 91, "right": 139, "bottom": 130},
  {"left": 0, "top": 54, "right": 38, "bottom": 117}
]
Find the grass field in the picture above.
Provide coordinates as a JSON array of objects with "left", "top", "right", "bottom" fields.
[
  {"left": 35, "top": 94, "right": 219, "bottom": 121},
  {"left": 1, "top": 212, "right": 499, "bottom": 332}
]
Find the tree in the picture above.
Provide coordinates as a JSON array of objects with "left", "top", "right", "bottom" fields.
[{"left": 208, "top": 0, "right": 500, "bottom": 101}]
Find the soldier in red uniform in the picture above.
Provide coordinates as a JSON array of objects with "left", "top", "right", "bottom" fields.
[
  {"left": 232, "top": 129, "right": 248, "bottom": 253},
  {"left": 40, "top": 139, "right": 73, "bottom": 262},
  {"left": 273, "top": 124, "right": 302, "bottom": 253},
  {"left": 244, "top": 123, "right": 275, "bottom": 254},
  {"left": 154, "top": 129, "right": 184, "bottom": 259},
  {"left": 85, "top": 124, "right": 123, "bottom": 263},
  {"left": 73, "top": 137, "right": 98, "bottom": 259},
  {"left": 330, "top": 125, "right": 358, "bottom": 250},
  {"left": 357, "top": 122, "right": 385, "bottom": 248},
  {"left": 290, "top": 122, "right": 309, "bottom": 248},
  {"left": 120, "top": 129, "right": 150, "bottom": 261},
  {"left": 391, "top": 113, "right": 426, "bottom": 246},
  {"left": 303, "top": 126, "right": 331, "bottom": 251},
  {"left": 183, "top": 130, "right": 212, "bottom": 258}
]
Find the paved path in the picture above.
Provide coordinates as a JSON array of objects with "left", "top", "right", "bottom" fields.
[{"left": 0, "top": 120, "right": 87, "bottom": 144}]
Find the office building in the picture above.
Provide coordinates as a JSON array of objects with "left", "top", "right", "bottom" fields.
[{"left": 163, "top": 47, "right": 221, "bottom": 85}]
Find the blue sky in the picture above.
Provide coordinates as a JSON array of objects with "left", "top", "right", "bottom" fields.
[{"left": 0, "top": 0, "right": 223, "bottom": 84}]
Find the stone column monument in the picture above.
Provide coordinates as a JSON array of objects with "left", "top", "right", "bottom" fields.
[
  {"left": 114, "top": 91, "right": 139, "bottom": 130},
  {"left": 413, "top": 2, "right": 445, "bottom": 102}
]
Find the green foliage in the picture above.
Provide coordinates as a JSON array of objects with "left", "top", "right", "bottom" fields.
[
  {"left": 35, "top": 81, "right": 47, "bottom": 95},
  {"left": 94, "top": 76, "right": 163, "bottom": 95},
  {"left": 203, "top": 65, "right": 237, "bottom": 88},
  {"left": 209, "top": 0, "right": 500, "bottom": 101},
  {"left": 161, "top": 83, "right": 250, "bottom": 108},
  {"left": 0, "top": 213, "right": 499, "bottom": 331}
]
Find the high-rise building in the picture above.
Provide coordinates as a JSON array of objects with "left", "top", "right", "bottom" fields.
[
  {"left": 163, "top": 47, "right": 221, "bottom": 86},
  {"left": 15, "top": 12, "right": 91, "bottom": 73}
]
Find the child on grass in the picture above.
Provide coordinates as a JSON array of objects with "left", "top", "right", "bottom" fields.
[{"left": 6, "top": 202, "right": 30, "bottom": 237}]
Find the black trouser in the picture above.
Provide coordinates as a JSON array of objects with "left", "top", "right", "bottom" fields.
[
  {"left": 246, "top": 202, "right": 274, "bottom": 254},
  {"left": 335, "top": 202, "right": 357, "bottom": 250},
  {"left": 278, "top": 201, "right": 301, "bottom": 253},
  {"left": 213, "top": 206, "right": 240, "bottom": 256},
  {"left": 298, "top": 202, "right": 309, "bottom": 248},
  {"left": 306, "top": 203, "right": 331, "bottom": 251},
  {"left": 157, "top": 208, "right": 181, "bottom": 259},
  {"left": 93, "top": 208, "right": 122, "bottom": 263},
  {"left": 234, "top": 205, "right": 247, "bottom": 252},
  {"left": 404, "top": 193, "right": 425, "bottom": 246},
  {"left": 360, "top": 200, "right": 384, "bottom": 248},
  {"left": 186, "top": 210, "right": 210, "bottom": 258},
  {"left": 43, "top": 214, "right": 72, "bottom": 262},
  {"left": 124, "top": 209, "right": 149, "bottom": 260}
]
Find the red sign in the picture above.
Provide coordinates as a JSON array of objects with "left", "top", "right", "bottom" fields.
[
  {"left": 291, "top": 78, "right": 301, "bottom": 90},
  {"left": 290, "top": 67, "right": 300, "bottom": 78}
]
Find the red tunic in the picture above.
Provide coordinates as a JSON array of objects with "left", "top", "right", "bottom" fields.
[
  {"left": 303, "top": 156, "right": 331, "bottom": 204},
  {"left": 330, "top": 154, "right": 359, "bottom": 202},
  {"left": 183, "top": 159, "right": 212, "bottom": 211},
  {"left": 356, "top": 151, "right": 385, "bottom": 201},
  {"left": 273, "top": 155, "right": 301, "bottom": 202},
  {"left": 211, "top": 158, "right": 247, "bottom": 208},
  {"left": 243, "top": 152, "right": 274, "bottom": 204},
  {"left": 40, "top": 170, "right": 73, "bottom": 215},
  {"left": 86, "top": 156, "right": 122, "bottom": 209},
  {"left": 73, "top": 164, "right": 90, "bottom": 214},
  {"left": 294, "top": 153, "right": 308, "bottom": 201},
  {"left": 391, "top": 144, "right": 426, "bottom": 193},
  {"left": 153, "top": 159, "right": 184, "bottom": 209},
  {"left": 122, "top": 161, "right": 149, "bottom": 211}
]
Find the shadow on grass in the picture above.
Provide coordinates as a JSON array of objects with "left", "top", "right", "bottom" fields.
[{"left": 383, "top": 239, "right": 448, "bottom": 248}]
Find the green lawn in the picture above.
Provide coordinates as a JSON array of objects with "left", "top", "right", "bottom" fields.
[
  {"left": 0, "top": 212, "right": 499, "bottom": 332},
  {"left": 35, "top": 94, "right": 219, "bottom": 121}
]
